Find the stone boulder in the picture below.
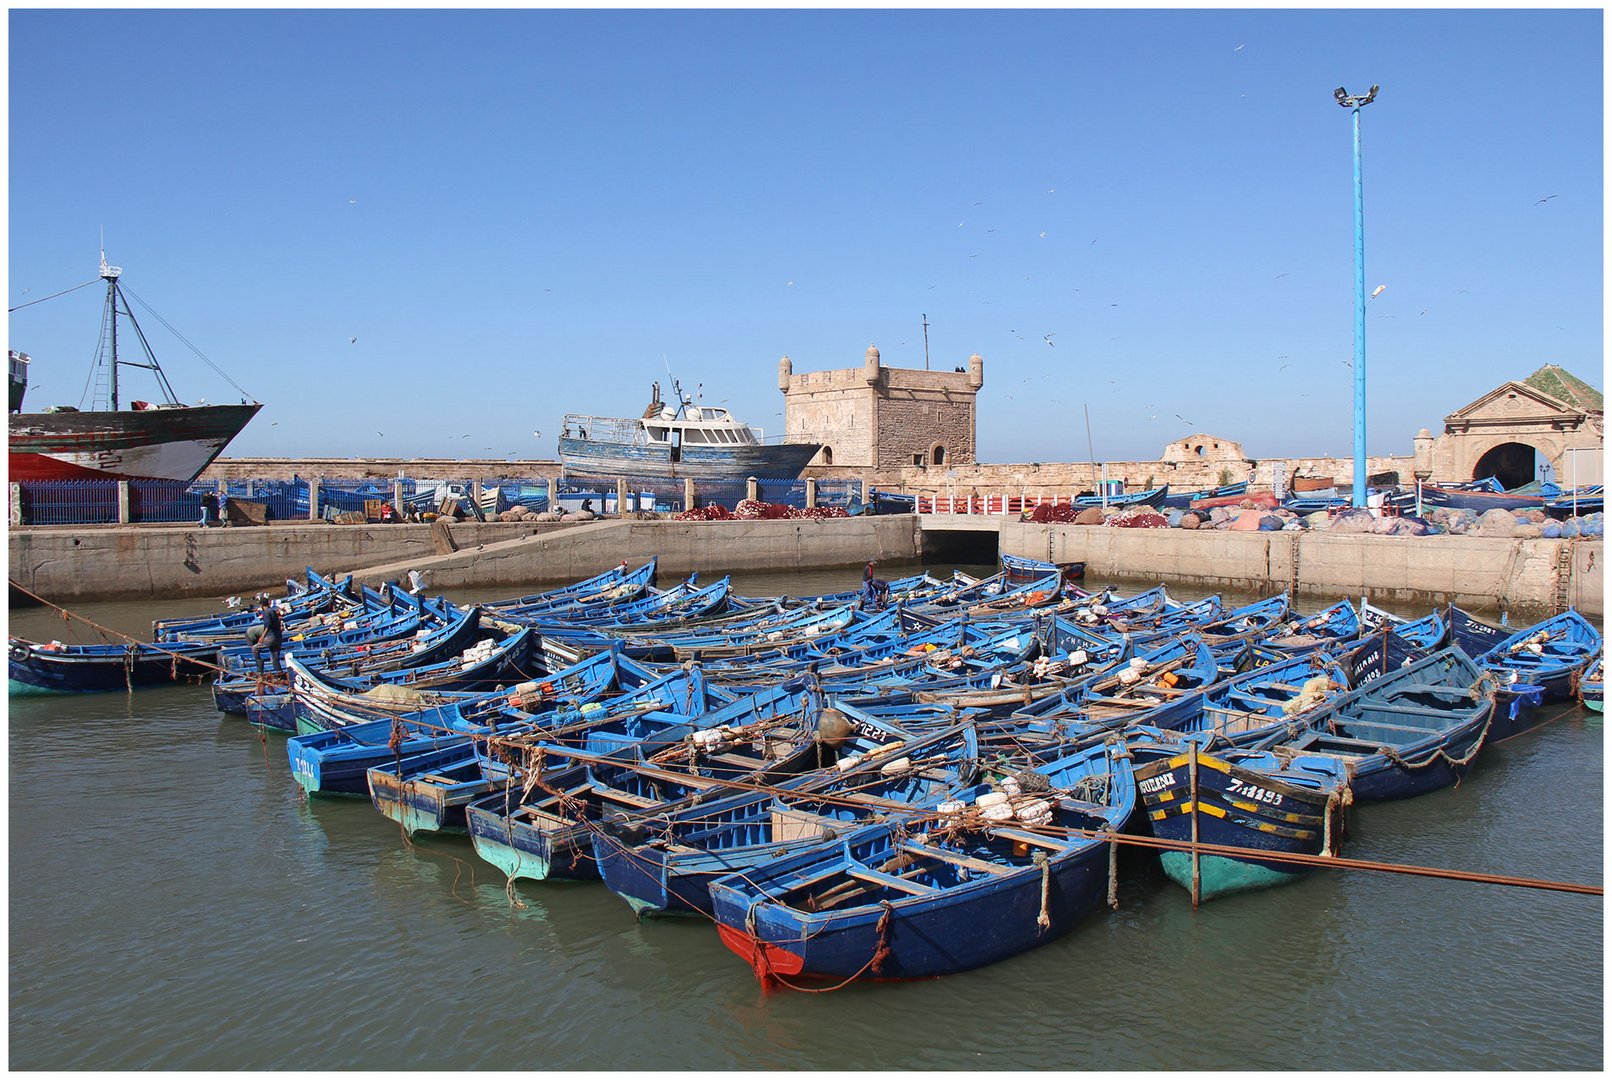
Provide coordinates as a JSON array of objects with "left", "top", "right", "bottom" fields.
[{"left": 1178, "top": 512, "right": 1202, "bottom": 530}]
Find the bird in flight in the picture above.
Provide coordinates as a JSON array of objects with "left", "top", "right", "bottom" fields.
[
  {"left": 1043, "top": 334, "right": 1056, "bottom": 347},
  {"left": 1234, "top": 43, "right": 1246, "bottom": 51},
  {"left": 1176, "top": 414, "right": 1192, "bottom": 425},
  {"left": 1369, "top": 285, "right": 1386, "bottom": 301},
  {"left": 1278, "top": 363, "right": 1291, "bottom": 372},
  {"left": 1534, "top": 194, "right": 1558, "bottom": 205},
  {"left": 349, "top": 336, "right": 358, "bottom": 344}
]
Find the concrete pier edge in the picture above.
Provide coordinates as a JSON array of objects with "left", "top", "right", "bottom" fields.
[{"left": 8, "top": 515, "right": 1601, "bottom": 618}]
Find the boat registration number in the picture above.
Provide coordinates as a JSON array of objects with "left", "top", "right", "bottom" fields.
[{"left": 1227, "top": 777, "right": 1283, "bottom": 806}]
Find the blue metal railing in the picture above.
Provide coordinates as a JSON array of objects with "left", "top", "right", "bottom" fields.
[{"left": 11, "top": 474, "right": 860, "bottom": 523}]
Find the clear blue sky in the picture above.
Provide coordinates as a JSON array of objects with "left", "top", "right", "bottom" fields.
[{"left": 8, "top": 8, "right": 1604, "bottom": 465}]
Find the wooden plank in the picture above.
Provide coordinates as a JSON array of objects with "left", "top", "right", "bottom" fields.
[
  {"left": 985, "top": 825, "right": 1069, "bottom": 851},
  {"left": 901, "top": 841, "right": 1010, "bottom": 874},
  {"left": 848, "top": 867, "right": 935, "bottom": 894}
]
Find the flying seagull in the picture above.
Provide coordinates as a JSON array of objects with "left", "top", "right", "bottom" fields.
[
  {"left": 349, "top": 336, "right": 358, "bottom": 343},
  {"left": 1534, "top": 194, "right": 1558, "bottom": 205},
  {"left": 1369, "top": 284, "right": 1386, "bottom": 301},
  {"left": 1176, "top": 414, "right": 1192, "bottom": 425}
]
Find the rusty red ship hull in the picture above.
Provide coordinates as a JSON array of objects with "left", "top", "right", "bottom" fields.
[{"left": 9, "top": 402, "right": 261, "bottom": 482}]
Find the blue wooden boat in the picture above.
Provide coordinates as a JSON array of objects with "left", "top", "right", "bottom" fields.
[
  {"left": 1157, "top": 481, "right": 1249, "bottom": 510},
  {"left": 288, "top": 626, "right": 537, "bottom": 735},
  {"left": 1358, "top": 603, "right": 1447, "bottom": 653},
  {"left": 1413, "top": 483, "right": 1557, "bottom": 513},
  {"left": 1132, "top": 744, "right": 1350, "bottom": 900},
  {"left": 1445, "top": 605, "right": 1511, "bottom": 657},
  {"left": 1071, "top": 484, "right": 1169, "bottom": 509},
  {"left": 1581, "top": 656, "right": 1603, "bottom": 713},
  {"left": 211, "top": 603, "right": 489, "bottom": 717},
  {"left": 285, "top": 645, "right": 620, "bottom": 798},
  {"left": 1005, "top": 634, "right": 1222, "bottom": 748},
  {"left": 9, "top": 637, "right": 219, "bottom": 694},
  {"left": 1260, "top": 600, "right": 1361, "bottom": 655},
  {"left": 590, "top": 721, "right": 982, "bottom": 917},
  {"left": 463, "top": 687, "right": 904, "bottom": 884},
  {"left": 482, "top": 559, "right": 658, "bottom": 615},
  {"left": 151, "top": 569, "right": 355, "bottom": 642},
  {"left": 1543, "top": 485, "right": 1603, "bottom": 517},
  {"left": 366, "top": 659, "right": 722, "bottom": 835},
  {"left": 707, "top": 738, "right": 1135, "bottom": 984},
  {"left": 1245, "top": 647, "right": 1499, "bottom": 803},
  {"left": 1474, "top": 609, "right": 1602, "bottom": 710}
]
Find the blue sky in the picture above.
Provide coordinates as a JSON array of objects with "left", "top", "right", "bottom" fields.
[{"left": 7, "top": 8, "right": 1603, "bottom": 465}]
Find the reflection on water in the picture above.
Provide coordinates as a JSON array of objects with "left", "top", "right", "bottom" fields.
[{"left": 7, "top": 563, "right": 1603, "bottom": 1069}]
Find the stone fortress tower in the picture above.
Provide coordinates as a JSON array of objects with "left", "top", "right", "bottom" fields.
[{"left": 777, "top": 345, "right": 984, "bottom": 469}]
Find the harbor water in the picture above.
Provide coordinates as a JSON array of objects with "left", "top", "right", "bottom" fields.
[{"left": 8, "top": 565, "right": 1603, "bottom": 1070}]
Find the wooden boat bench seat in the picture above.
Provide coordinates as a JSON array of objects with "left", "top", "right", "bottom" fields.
[
  {"left": 1366, "top": 702, "right": 1465, "bottom": 718},
  {"left": 848, "top": 865, "right": 937, "bottom": 894},
  {"left": 902, "top": 840, "right": 1010, "bottom": 874},
  {"left": 1390, "top": 683, "right": 1476, "bottom": 698},
  {"left": 600, "top": 787, "right": 666, "bottom": 809},
  {"left": 982, "top": 825, "right": 1068, "bottom": 850},
  {"left": 1340, "top": 719, "right": 1440, "bottom": 736}
]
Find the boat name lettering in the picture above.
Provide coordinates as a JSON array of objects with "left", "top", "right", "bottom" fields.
[{"left": 1137, "top": 771, "right": 1175, "bottom": 795}]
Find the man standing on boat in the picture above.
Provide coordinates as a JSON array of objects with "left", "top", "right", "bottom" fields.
[{"left": 250, "top": 596, "right": 284, "bottom": 676}]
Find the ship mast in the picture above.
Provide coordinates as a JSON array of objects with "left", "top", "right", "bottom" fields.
[
  {"left": 101, "top": 252, "right": 120, "bottom": 410},
  {"left": 98, "top": 251, "right": 179, "bottom": 410}
]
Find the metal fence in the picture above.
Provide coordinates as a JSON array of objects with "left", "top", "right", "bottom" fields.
[{"left": 10, "top": 474, "right": 864, "bottom": 524}]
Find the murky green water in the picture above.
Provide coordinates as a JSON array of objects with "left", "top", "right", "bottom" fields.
[{"left": 8, "top": 565, "right": 1603, "bottom": 1069}]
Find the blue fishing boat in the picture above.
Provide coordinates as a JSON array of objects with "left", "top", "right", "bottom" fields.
[
  {"left": 285, "top": 645, "right": 619, "bottom": 797},
  {"left": 1260, "top": 600, "right": 1361, "bottom": 655},
  {"left": 288, "top": 626, "right": 537, "bottom": 735},
  {"left": 1474, "top": 608, "right": 1602, "bottom": 711},
  {"left": 365, "top": 659, "right": 721, "bottom": 835},
  {"left": 463, "top": 686, "right": 898, "bottom": 884},
  {"left": 1581, "top": 656, "right": 1603, "bottom": 713},
  {"left": 1071, "top": 484, "right": 1169, "bottom": 509},
  {"left": 1132, "top": 743, "right": 1350, "bottom": 900},
  {"left": 590, "top": 721, "right": 982, "bottom": 917},
  {"left": 1445, "top": 605, "right": 1510, "bottom": 657},
  {"left": 1157, "top": 481, "right": 1249, "bottom": 510},
  {"left": 707, "top": 738, "right": 1135, "bottom": 985},
  {"left": 9, "top": 637, "right": 218, "bottom": 694},
  {"left": 1245, "top": 647, "right": 1499, "bottom": 803},
  {"left": 482, "top": 559, "right": 658, "bottom": 615}
]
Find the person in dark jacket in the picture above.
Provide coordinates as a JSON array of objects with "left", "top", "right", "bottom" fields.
[{"left": 250, "top": 597, "right": 284, "bottom": 675}]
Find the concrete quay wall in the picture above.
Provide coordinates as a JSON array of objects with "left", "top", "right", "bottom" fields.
[
  {"left": 9, "top": 517, "right": 921, "bottom": 603},
  {"left": 999, "top": 521, "right": 1603, "bottom": 618},
  {"left": 347, "top": 516, "right": 919, "bottom": 590},
  {"left": 9, "top": 515, "right": 1602, "bottom": 618}
]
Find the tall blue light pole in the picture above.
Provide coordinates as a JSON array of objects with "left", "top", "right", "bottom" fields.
[{"left": 1335, "top": 84, "right": 1378, "bottom": 509}]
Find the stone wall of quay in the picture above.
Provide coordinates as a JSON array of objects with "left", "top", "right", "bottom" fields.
[
  {"left": 9, "top": 517, "right": 922, "bottom": 603},
  {"left": 997, "top": 520, "right": 1603, "bottom": 618}
]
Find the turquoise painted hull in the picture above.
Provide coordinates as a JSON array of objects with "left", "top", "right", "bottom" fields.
[{"left": 1159, "top": 850, "right": 1309, "bottom": 900}]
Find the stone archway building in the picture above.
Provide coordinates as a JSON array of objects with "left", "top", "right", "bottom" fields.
[{"left": 1414, "top": 364, "right": 1603, "bottom": 487}]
